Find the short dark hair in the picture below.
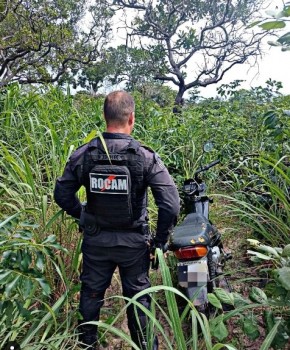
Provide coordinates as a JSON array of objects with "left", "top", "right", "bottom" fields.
[{"left": 103, "top": 91, "right": 135, "bottom": 126}]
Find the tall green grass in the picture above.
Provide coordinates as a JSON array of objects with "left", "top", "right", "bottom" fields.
[
  {"left": 1, "top": 85, "right": 288, "bottom": 349},
  {"left": 221, "top": 155, "right": 289, "bottom": 246}
]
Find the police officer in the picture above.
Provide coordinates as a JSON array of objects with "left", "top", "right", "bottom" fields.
[{"left": 54, "top": 91, "right": 180, "bottom": 350}]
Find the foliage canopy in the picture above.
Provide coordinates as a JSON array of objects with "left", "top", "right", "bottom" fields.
[
  {"left": 102, "top": 0, "right": 267, "bottom": 106},
  {"left": 0, "top": 0, "right": 112, "bottom": 87}
]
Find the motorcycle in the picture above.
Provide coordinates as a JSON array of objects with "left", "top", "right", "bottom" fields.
[{"left": 169, "top": 141, "right": 232, "bottom": 315}]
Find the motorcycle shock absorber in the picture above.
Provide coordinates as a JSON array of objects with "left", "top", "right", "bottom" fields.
[{"left": 207, "top": 250, "right": 216, "bottom": 282}]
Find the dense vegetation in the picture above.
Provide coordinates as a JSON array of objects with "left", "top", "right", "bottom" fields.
[{"left": 0, "top": 82, "right": 289, "bottom": 349}]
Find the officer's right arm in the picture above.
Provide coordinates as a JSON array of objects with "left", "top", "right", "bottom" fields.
[
  {"left": 145, "top": 153, "right": 180, "bottom": 244},
  {"left": 54, "top": 158, "right": 83, "bottom": 219}
]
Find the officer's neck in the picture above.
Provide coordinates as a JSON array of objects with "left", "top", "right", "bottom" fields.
[{"left": 106, "top": 124, "right": 132, "bottom": 135}]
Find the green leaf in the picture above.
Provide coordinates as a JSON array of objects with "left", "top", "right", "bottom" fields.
[
  {"left": 277, "top": 31, "right": 290, "bottom": 45},
  {"left": 83, "top": 129, "right": 97, "bottom": 144},
  {"left": 22, "top": 278, "right": 34, "bottom": 299},
  {"left": 246, "top": 20, "right": 262, "bottom": 28},
  {"left": 267, "top": 40, "right": 282, "bottom": 47},
  {"left": 208, "top": 293, "right": 223, "bottom": 309},
  {"left": 36, "top": 251, "right": 45, "bottom": 272},
  {"left": 264, "top": 310, "right": 275, "bottom": 333},
  {"left": 5, "top": 275, "right": 21, "bottom": 297},
  {"left": 282, "top": 244, "right": 290, "bottom": 257},
  {"left": 42, "top": 234, "right": 57, "bottom": 244},
  {"left": 259, "top": 21, "right": 286, "bottom": 30},
  {"left": 211, "top": 319, "right": 228, "bottom": 341},
  {"left": 214, "top": 288, "right": 234, "bottom": 306},
  {"left": 247, "top": 250, "right": 273, "bottom": 261},
  {"left": 0, "top": 270, "right": 12, "bottom": 283},
  {"left": 20, "top": 252, "right": 32, "bottom": 272},
  {"left": 36, "top": 277, "right": 51, "bottom": 296},
  {"left": 263, "top": 111, "right": 278, "bottom": 129},
  {"left": 260, "top": 320, "right": 281, "bottom": 350},
  {"left": 232, "top": 292, "right": 251, "bottom": 307},
  {"left": 242, "top": 315, "right": 260, "bottom": 340},
  {"left": 249, "top": 286, "right": 268, "bottom": 304},
  {"left": 282, "top": 6, "right": 290, "bottom": 17},
  {"left": 257, "top": 244, "right": 280, "bottom": 258},
  {"left": 277, "top": 267, "right": 290, "bottom": 290}
]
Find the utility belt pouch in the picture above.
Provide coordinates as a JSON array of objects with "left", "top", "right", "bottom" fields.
[{"left": 81, "top": 211, "right": 99, "bottom": 235}]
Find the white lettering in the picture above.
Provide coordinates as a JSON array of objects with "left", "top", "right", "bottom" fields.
[
  {"left": 104, "top": 179, "right": 111, "bottom": 189},
  {"left": 97, "top": 178, "right": 104, "bottom": 188},
  {"left": 91, "top": 177, "right": 98, "bottom": 189},
  {"left": 111, "top": 179, "right": 117, "bottom": 190},
  {"left": 118, "top": 179, "right": 127, "bottom": 190}
]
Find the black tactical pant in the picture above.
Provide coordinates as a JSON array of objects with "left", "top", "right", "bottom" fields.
[{"left": 79, "top": 241, "right": 152, "bottom": 349}]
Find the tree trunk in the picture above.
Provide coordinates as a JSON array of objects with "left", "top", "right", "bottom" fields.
[{"left": 173, "top": 86, "right": 185, "bottom": 114}]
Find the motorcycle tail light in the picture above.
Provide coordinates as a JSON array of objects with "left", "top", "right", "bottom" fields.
[{"left": 174, "top": 245, "right": 208, "bottom": 260}]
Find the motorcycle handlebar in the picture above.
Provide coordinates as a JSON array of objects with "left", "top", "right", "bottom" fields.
[{"left": 195, "top": 159, "right": 220, "bottom": 175}]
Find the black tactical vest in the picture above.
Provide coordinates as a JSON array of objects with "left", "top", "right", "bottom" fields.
[{"left": 82, "top": 137, "right": 146, "bottom": 229}]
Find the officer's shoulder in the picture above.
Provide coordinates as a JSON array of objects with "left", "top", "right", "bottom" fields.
[
  {"left": 69, "top": 143, "right": 88, "bottom": 163},
  {"left": 137, "top": 142, "right": 166, "bottom": 168},
  {"left": 137, "top": 142, "right": 156, "bottom": 158}
]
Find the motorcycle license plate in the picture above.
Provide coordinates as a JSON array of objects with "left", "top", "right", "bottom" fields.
[{"left": 177, "top": 259, "right": 208, "bottom": 288}]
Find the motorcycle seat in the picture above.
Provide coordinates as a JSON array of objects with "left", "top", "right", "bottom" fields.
[{"left": 170, "top": 213, "right": 212, "bottom": 249}]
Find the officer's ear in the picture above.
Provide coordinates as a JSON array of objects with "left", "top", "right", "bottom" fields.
[{"left": 128, "top": 112, "right": 135, "bottom": 128}]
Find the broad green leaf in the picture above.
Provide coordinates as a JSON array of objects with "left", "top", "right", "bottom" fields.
[
  {"left": 277, "top": 267, "right": 290, "bottom": 290},
  {"left": 259, "top": 21, "right": 286, "bottom": 30},
  {"left": 20, "top": 252, "right": 32, "bottom": 272},
  {"left": 0, "top": 270, "right": 12, "bottom": 283},
  {"left": 36, "top": 277, "right": 51, "bottom": 296},
  {"left": 208, "top": 293, "right": 223, "bottom": 309},
  {"left": 211, "top": 319, "right": 228, "bottom": 341},
  {"left": 232, "top": 292, "right": 251, "bottom": 307},
  {"left": 247, "top": 239, "right": 260, "bottom": 247},
  {"left": 214, "top": 288, "right": 234, "bottom": 306},
  {"left": 267, "top": 40, "right": 282, "bottom": 47},
  {"left": 282, "top": 5, "right": 290, "bottom": 17},
  {"left": 263, "top": 111, "right": 278, "bottom": 130},
  {"left": 282, "top": 244, "right": 290, "bottom": 257},
  {"left": 242, "top": 315, "right": 260, "bottom": 340},
  {"left": 36, "top": 251, "right": 45, "bottom": 272},
  {"left": 249, "top": 286, "right": 268, "bottom": 304},
  {"left": 5, "top": 275, "right": 21, "bottom": 297},
  {"left": 277, "top": 31, "right": 290, "bottom": 45},
  {"left": 247, "top": 250, "right": 273, "bottom": 261},
  {"left": 22, "top": 278, "right": 34, "bottom": 299},
  {"left": 257, "top": 244, "right": 279, "bottom": 258},
  {"left": 42, "top": 235, "right": 57, "bottom": 244}
]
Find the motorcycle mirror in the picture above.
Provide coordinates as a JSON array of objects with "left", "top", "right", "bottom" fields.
[{"left": 203, "top": 141, "right": 214, "bottom": 153}]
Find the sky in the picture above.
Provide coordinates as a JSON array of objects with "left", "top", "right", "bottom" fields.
[
  {"left": 199, "top": 37, "right": 290, "bottom": 98},
  {"left": 187, "top": 0, "right": 290, "bottom": 98},
  {"left": 98, "top": 0, "right": 290, "bottom": 99}
]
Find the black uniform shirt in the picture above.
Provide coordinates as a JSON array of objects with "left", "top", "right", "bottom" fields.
[{"left": 54, "top": 133, "right": 180, "bottom": 248}]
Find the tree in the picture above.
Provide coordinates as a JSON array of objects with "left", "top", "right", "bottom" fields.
[
  {"left": 0, "top": 0, "right": 112, "bottom": 87},
  {"left": 77, "top": 45, "right": 167, "bottom": 93},
  {"left": 103, "top": 0, "right": 267, "bottom": 108},
  {"left": 255, "top": 1, "right": 290, "bottom": 51}
]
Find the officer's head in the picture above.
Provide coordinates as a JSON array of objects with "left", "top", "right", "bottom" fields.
[{"left": 104, "top": 91, "right": 135, "bottom": 134}]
